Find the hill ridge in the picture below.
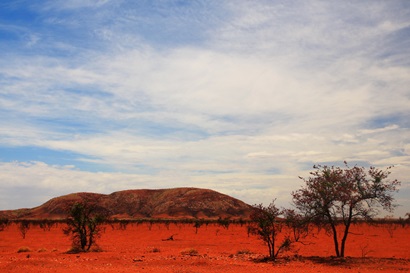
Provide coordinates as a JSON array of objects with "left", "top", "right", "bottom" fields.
[{"left": 0, "top": 187, "right": 253, "bottom": 220}]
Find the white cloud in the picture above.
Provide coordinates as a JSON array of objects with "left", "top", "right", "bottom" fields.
[
  {"left": 0, "top": 160, "right": 296, "bottom": 210},
  {"left": 0, "top": 1, "right": 409, "bottom": 216},
  {"left": 359, "top": 125, "right": 399, "bottom": 135}
]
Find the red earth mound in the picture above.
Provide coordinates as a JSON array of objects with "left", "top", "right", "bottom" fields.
[
  {"left": 0, "top": 222, "right": 409, "bottom": 272},
  {"left": 0, "top": 188, "right": 253, "bottom": 220}
]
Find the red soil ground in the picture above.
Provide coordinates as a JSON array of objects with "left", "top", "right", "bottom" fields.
[{"left": 0, "top": 222, "right": 409, "bottom": 272}]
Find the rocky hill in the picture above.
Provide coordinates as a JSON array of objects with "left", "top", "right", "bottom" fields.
[{"left": 0, "top": 188, "right": 253, "bottom": 220}]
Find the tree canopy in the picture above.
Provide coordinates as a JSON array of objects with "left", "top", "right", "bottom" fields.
[
  {"left": 64, "top": 202, "right": 107, "bottom": 252},
  {"left": 292, "top": 162, "right": 400, "bottom": 257}
]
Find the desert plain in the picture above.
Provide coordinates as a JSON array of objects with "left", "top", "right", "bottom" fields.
[{"left": 0, "top": 221, "right": 409, "bottom": 273}]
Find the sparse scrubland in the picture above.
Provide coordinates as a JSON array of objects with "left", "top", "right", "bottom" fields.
[
  {"left": 0, "top": 220, "right": 409, "bottom": 272},
  {"left": 0, "top": 163, "right": 408, "bottom": 272}
]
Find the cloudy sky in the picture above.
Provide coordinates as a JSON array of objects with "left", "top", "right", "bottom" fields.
[{"left": 0, "top": 0, "right": 409, "bottom": 216}]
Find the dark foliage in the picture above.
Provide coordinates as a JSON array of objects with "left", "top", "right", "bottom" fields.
[
  {"left": 18, "top": 220, "right": 30, "bottom": 239},
  {"left": 63, "top": 202, "right": 108, "bottom": 252},
  {"left": 0, "top": 217, "right": 9, "bottom": 231},
  {"left": 250, "top": 200, "right": 308, "bottom": 260},
  {"left": 292, "top": 162, "right": 400, "bottom": 257}
]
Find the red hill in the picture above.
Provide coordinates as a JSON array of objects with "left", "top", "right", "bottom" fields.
[{"left": 0, "top": 188, "right": 253, "bottom": 220}]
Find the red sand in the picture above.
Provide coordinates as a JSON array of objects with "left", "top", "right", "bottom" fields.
[{"left": 0, "top": 222, "right": 409, "bottom": 272}]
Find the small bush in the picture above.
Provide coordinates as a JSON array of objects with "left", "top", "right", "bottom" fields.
[
  {"left": 181, "top": 248, "right": 199, "bottom": 256},
  {"left": 17, "top": 246, "right": 31, "bottom": 253},
  {"left": 236, "top": 249, "right": 252, "bottom": 255},
  {"left": 38, "top": 248, "right": 47, "bottom": 253},
  {"left": 0, "top": 217, "right": 9, "bottom": 231},
  {"left": 18, "top": 221, "right": 30, "bottom": 239},
  {"left": 148, "top": 247, "right": 161, "bottom": 253}
]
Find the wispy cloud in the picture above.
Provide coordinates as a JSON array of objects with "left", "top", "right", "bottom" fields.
[{"left": 0, "top": 0, "right": 409, "bottom": 216}]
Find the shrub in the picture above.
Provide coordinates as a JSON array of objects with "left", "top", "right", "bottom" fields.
[
  {"left": 181, "top": 248, "right": 199, "bottom": 256},
  {"left": 17, "top": 246, "right": 31, "bottom": 253},
  {"left": 18, "top": 220, "right": 30, "bottom": 239},
  {"left": 149, "top": 247, "right": 161, "bottom": 253},
  {"left": 236, "top": 249, "right": 252, "bottom": 255},
  {"left": 63, "top": 202, "right": 108, "bottom": 252},
  {"left": 250, "top": 200, "right": 304, "bottom": 260},
  {"left": 217, "top": 217, "right": 230, "bottom": 229},
  {"left": 0, "top": 218, "right": 9, "bottom": 231},
  {"left": 193, "top": 220, "right": 203, "bottom": 234}
]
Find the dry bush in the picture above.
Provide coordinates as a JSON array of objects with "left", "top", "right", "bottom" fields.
[
  {"left": 236, "top": 249, "right": 252, "bottom": 255},
  {"left": 17, "top": 246, "right": 31, "bottom": 253},
  {"left": 385, "top": 223, "right": 398, "bottom": 238},
  {"left": 181, "top": 248, "right": 199, "bottom": 256},
  {"left": 148, "top": 247, "right": 161, "bottom": 253},
  {"left": 0, "top": 218, "right": 9, "bottom": 231},
  {"left": 18, "top": 221, "right": 30, "bottom": 239},
  {"left": 359, "top": 243, "right": 374, "bottom": 258}
]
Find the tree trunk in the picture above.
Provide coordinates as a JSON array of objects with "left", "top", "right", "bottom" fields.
[
  {"left": 330, "top": 223, "right": 340, "bottom": 257},
  {"left": 340, "top": 207, "right": 353, "bottom": 257},
  {"left": 87, "top": 235, "right": 93, "bottom": 251},
  {"left": 268, "top": 230, "right": 276, "bottom": 260},
  {"left": 267, "top": 240, "right": 273, "bottom": 259},
  {"left": 327, "top": 213, "right": 340, "bottom": 257},
  {"left": 80, "top": 226, "right": 87, "bottom": 250}
]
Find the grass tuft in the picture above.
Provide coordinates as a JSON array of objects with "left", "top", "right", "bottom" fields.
[
  {"left": 17, "top": 246, "right": 31, "bottom": 253},
  {"left": 236, "top": 249, "right": 252, "bottom": 255},
  {"left": 181, "top": 248, "right": 199, "bottom": 256}
]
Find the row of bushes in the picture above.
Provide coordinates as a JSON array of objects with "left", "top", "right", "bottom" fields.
[
  {"left": 0, "top": 216, "right": 253, "bottom": 238},
  {"left": 2, "top": 215, "right": 410, "bottom": 229},
  {"left": 1, "top": 215, "right": 409, "bottom": 236}
]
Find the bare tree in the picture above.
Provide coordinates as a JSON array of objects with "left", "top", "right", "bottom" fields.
[
  {"left": 0, "top": 217, "right": 9, "bottom": 232},
  {"left": 250, "top": 200, "right": 307, "bottom": 260},
  {"left": 292, "top": 162, "right": 400, "bottom": 257},
  {"left": 18, "top": 220, "right": 30, "bottom": 239}
]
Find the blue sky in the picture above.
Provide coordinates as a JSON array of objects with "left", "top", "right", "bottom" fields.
[{"left": 0, "top": 0, "right": 409, "bottom": 216}]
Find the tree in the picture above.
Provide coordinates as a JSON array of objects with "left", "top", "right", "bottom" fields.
[
  {"left": 250, "top": 200, "right": 305, "bottom": 260},
  {"left": 64, "top": 202, "right": 107, "bottom": 252},
  {"left": 0, "top": 217, "right": 9, "bottom": 232},
  {"left": 18, "top": 220, "right": 30, "bottom": 239},
  {"left": 193, "top": 219, "right": 203, "bottom": 234},
  {"left": 282, "top": 208, "right": 310, "bottom": 244},
  {"left": 292, "top": 162, "right": 400, "bottom": 257}
]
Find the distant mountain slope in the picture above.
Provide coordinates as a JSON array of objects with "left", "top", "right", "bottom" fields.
[{"left": 0, "top": 188, "right": 253, "bottom": 220}]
